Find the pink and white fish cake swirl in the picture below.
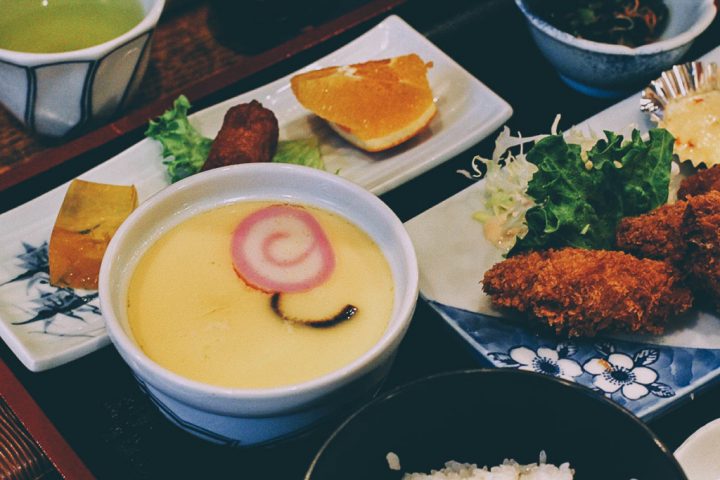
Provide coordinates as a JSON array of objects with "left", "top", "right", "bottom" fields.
[{"left": 231, "top": 204, "right": 336, "bottom": 294}]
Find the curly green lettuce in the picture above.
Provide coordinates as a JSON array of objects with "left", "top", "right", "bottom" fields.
[
  {"left": 470, "top": 119, "right": 675, "bottom": 255},
  {"left": 510, "top": 128, "right": 674, "bottom": 254},
  {"left": 145, "top": 95, "right": 213, "bottom": 183}
]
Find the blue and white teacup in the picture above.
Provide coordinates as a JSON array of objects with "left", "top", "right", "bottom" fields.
[{"left": 0, "top": 0, "right": 165, "bottom": 137}]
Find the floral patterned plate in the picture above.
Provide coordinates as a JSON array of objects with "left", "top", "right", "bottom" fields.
[
  {"left": 405, "top": 45, "right": 720, "bottom": 420},
  {"left": 0, "top": 15, "right": 512, "bottom": 371}
]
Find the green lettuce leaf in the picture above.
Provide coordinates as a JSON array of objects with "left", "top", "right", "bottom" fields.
[
  {"left": 272, "top": 138, "right": 324, "bottom": 170},
  {"left": 145, "top": 95, "right": 213, "bottom": 183},
  {"left": 510, "top": 128, "right": 674, "bottom": 255}
]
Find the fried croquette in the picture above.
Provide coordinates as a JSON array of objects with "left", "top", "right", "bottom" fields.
[
  {"left": 482, "top": 248, "right": 693, "bottom": 337},
  {"left": 615, "top": 201, "right": 688, "bottom": 265},
  {"left": 684, "top": 191, "right": 720, "bottom": 307},
  {"left": 202, "top": 100, "right": 279, "bottom": 171},
  {"left": 678, "top": 164, "right": 720, "bottom": 200}
]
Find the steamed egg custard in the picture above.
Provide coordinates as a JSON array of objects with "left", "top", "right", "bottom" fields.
[{"left": 127, "top": 201, "right": 394, "bottom": 388}]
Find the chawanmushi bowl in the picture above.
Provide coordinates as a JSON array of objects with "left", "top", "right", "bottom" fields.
[{"left": 98, "top": 163, "right": 419, "bottom": 446}]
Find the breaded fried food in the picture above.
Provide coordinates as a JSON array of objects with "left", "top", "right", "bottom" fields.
[
  {"left": 684, "top": 190, "right": 720, "bottom": 307},
  {"left": 202, "top": 100, "right": 278, "bottom": 171},
  {"left": 678, "top": 164, "right": 720, "bottom": 200},
  {"left": 615, "top": 201, "right": 688, "bottom": 264},
  {"left": 482, "top": 248, "right": 693, "bottom": 337}
]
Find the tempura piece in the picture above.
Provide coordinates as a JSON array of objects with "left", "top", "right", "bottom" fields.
[
  {"left": 201, "top": 100, "right": 278, "bottom": 171},
  {"left": 684, "top": 190, "right": 720, "bottom": 307},
  {"left": 49, "top": 179, "right": 138, "bottom": 289},
  {"left": 678, "top": 164, "right": 720, "bottom": 200},
  {"left": 483, "top": 248, "right": 693, "bottom": 337},
  {"left": 615, "top": 201, "right": 688, "bottom": 265}
]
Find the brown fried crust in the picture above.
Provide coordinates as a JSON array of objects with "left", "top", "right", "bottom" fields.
[
  {"left": 615, "top": 201, "right": 688, "bottom": 265},
  {"left": 202, "top": 100, "right": 279, "bottom": 171},
  {"left": 678, "top": 165, "right": 720, "bottom": 200},
  {"left": 482, "top": 248, "right": 693, "bottom": 337},
  {"left": 481, "top": 250, "right": 547, "bottom": 313},
  {"left": 684, "top": 191, "right": 720, "bottom": 307}
]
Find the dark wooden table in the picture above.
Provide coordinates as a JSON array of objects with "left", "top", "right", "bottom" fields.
[{"left": 2, "top": 1, "right": 719, "bottom": 478}]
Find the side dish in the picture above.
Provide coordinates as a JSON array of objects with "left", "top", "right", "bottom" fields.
[
  {"left": 472, "top": 119, "right": 720, "bottom": 337},
  {"left": 641, "top": 61, "right": 720, "bottom": 167},
  {"left": 201, "top": 100, "right": 279, "bottom": 171},
  {"left": 146, "top": 96, "right": 324, "bottom": 183},
  {"left": 659, "top": 90, "right": 720, "bottom": 167},
  {"left": 291, "top": 54, "right": 436, "bottom": 152},
  {"left": 49, "top": 179, "right": 137, "bottom": 290},
  {"left": 617, "top": 189, "right": 720, "bottom": 308},
  {"left": 126, "top": 200, "right": 394, "bottom": 388},
  {"left": 483, "top": 248, "right": 692, "bottom": 337},
  {"left": 529, "top": 0, "right": 669, "bottom": 48},
  {"left": 471, "top": 125, "right": 674, "bottom": 255}
]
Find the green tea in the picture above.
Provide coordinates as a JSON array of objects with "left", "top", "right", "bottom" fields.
[{"left": 0, "top": 0, "right": 145, "bottom": 53}]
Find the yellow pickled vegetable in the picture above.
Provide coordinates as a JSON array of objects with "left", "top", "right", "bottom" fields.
[{"left": 49, "top": 179, "right": 137, "bottom": 289}]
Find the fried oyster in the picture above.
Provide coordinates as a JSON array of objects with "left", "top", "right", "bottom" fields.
[
  {"left": 684, "top": 190, "right": 720, "bottom": 307},
  {"left": 482, "top": 248, "right": 693, "bottom": 337}
]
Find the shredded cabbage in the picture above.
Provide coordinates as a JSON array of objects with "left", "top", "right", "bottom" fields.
[{"left": 462, "top": 126, "right": 540, "bottom": 253}]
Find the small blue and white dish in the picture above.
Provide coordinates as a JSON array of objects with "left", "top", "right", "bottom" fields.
[
  {"left": 307, "top": 370, "right": 687, "bottom": 480},
  {"left": 515, "top": 0, "right": 716, "bottom": 98}
]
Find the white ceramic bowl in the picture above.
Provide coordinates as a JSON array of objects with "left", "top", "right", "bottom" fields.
[
  {"left": 675, "top": 417, "right": 720, "bottom": 480},
  {"left": 515, "top": 0, "right": 717, "bottom": 98},
  {"left": 99, "top": 163, "right": 419, "bottom": 446},
  {"left": 0, "top": 0, "right": 165, "bottom": 137}
]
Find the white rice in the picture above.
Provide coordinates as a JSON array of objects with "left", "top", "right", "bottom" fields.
[{"left": 390, "top": 452, "right": 574, "bottom": 480}]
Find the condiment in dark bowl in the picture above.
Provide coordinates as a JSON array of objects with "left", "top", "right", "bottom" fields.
[
  {"left": 514, "top": 0, "right": 716, "bottom": 98},
  {"left": 306, "top": 369, "right": 687, "bottom": 480},
  {"left": 525, "top": 0, "right": 670, "bottom": 48}
]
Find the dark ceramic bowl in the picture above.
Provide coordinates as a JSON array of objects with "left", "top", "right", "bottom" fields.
[
  {"left": 515, "top": 0, "right": 716, "bottom": 97},
  {"left": 306, "top": 369, "right": 687, "bottom": 480}
]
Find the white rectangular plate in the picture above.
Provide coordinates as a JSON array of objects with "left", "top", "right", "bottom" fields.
[
  {"left": 406, "top": 45, "right": 720, "bottom": 420},
  {"left": 0, "top": 15, "right": 512, "bottom": 371}
]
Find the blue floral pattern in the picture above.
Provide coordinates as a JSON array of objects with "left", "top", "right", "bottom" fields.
[
  {"left": 428, "top": 299, "right": 720, "bottom": 419},
  {"left": 583, "top": 344, "right": 674, "bottom": 400},
  {"left": 0, "top": 242, "right": 102, "bottom": 337},
  {"left": 490, "top": 344, "right": 582, "bottom": 381}
]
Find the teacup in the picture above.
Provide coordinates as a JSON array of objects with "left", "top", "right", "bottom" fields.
[{"left": 0, "top": 0, "right": 165, "bottom": 137}]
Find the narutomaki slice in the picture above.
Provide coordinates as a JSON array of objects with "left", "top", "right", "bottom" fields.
[{"left": 231, "top": 204, "right": 335, "bottom": 293}]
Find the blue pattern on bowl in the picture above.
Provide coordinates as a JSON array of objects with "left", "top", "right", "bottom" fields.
[
  {"left": 428, "top": 299, "right": 720, "bottom": 420},
  {"left": 0, "top": 30, "right": 154, "bottom": 137},
  {"left": 514, "top": 0, "right": 717, "bottom": 97}
]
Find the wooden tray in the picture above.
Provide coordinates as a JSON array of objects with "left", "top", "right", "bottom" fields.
[
  {"left": 0, "top": 0, "right": 404, "bottom": 194},
  {"left": 0, "top": 358, "right": 94, "bottom": 479}
]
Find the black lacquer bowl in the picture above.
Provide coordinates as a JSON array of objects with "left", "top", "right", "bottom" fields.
[{"left": 306, "top": 369, "right": 687, "bottom": 480}]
